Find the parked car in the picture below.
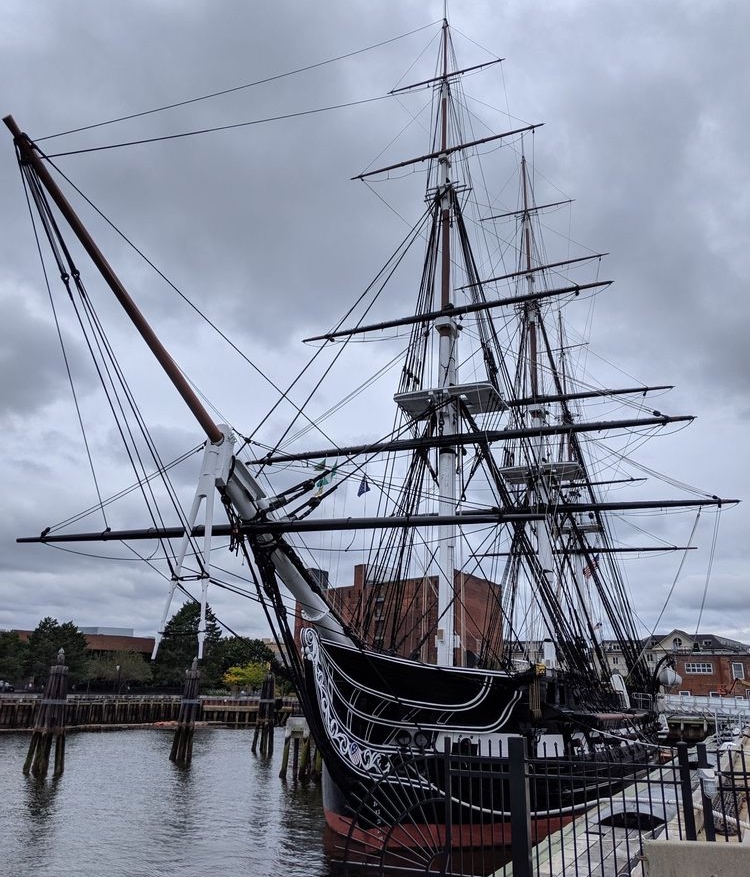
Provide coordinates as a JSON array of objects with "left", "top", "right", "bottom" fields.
[{"left": 0, "top": 681, "right": 15, "bottom": 692}]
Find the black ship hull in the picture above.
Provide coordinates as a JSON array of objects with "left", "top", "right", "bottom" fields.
[{"left": 300, "top": 629, "right": 660, "bottom": 850}]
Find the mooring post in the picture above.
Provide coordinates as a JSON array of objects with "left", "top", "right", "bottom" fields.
[
  {"left": 252, "top": 669, "right": 276, "bottom": 757},
  {"left": 310, "top": 743, "right": 323, "bottom": 782},
  {"left": 279, "top": 716, "right": 309, "bottom": 781},
  {"left": 298, "top": 732, "right": 311, "bottom": 781},
  {"left": 170, "top": 658, "right": 201, "bottom": 766},
  {"left": 23, "top": 648, "right": 69, "bottom": 778}
]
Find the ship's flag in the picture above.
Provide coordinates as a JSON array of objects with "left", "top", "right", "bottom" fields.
[
  {"left": 358, "top": 474, "right": 371, "bottom": 497},
  {"left": 314, "top": 461, "right": 337, "bottom": 495},
  {"left": 583, "top": 554, "right": 599, "bottom": 578}
]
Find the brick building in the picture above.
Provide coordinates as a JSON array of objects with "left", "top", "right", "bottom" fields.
[
  {"left": 15, "top": 626, "right": 155, "bottom": 659},
  {"left": 604, "top": 629, "right": 750, "bottom": 697},
  {"left": 296, "top": 563, "right": 501, "bottom": 666}
]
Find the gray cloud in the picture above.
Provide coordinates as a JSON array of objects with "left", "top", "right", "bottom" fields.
[{"left": 1, "top": 0, "right": 747, "bottom": 642}]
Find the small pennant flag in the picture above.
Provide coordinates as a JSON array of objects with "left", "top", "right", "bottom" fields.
[
  {"left": 357, "top": 475, "right": 371, "bottom": 497},
  {"left": 583, "top": 554, "right": 599, "bottom": 579}
]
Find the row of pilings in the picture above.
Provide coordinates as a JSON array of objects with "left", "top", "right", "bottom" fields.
[{"left": 14, "top": 654, "right": 311, "bottom": 778}]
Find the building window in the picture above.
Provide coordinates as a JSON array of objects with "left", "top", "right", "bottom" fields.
[
  {"left": 732, "top": 663, "right": 745, "bottom": 680},
  {"left": 672, "top": 637, "right": 683, "bottom": 650},
  {"left": 685, "top": 662, "right": 713, "bottom": 675},
  {"left": 612, "top": 656, "right": 619, "bottom": 665},
  {"left": 647, "top": 653, "right": 654, "bottom": 662},
  {"left": 678, "top": 690, "right": 691, "bottom": 696}
]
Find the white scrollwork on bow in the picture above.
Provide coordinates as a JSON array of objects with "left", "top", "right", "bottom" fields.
[{"left": 302, "top": 627, "right": 388, "bottom": 778}]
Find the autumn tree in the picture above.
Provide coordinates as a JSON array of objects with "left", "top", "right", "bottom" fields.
[{"left": 222, "top": 662, "right": 268, "bottom": 693}]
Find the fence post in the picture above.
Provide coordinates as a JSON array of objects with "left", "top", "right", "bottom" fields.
[
  {"left": 441, "top": 736, "right": 453, "bottom": 861},
  {"left": 508, "top": 736, "right": 533, "bottom": 877},
  {"left": 695, "top": 743, "right": 716, "bottom": 842},
  {"left": 676, "top": 741, "right": 697, "bottom": 840}
]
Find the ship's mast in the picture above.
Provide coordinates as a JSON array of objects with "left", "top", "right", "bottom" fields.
[
  {"left": 435, "top": 19, "right": 458, "bottom": 667},
  {"left": 519, "top": 155, "right": 558, "bottom": 669}
]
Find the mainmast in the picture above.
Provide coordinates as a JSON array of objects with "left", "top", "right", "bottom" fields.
[
  {"left": 518, "top": 156, "right": 560, "bottom": 668},
  {"left": 435, "top": 19, "right": 459, "bottom": 667}
]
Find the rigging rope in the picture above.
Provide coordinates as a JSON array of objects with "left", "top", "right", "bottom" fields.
[
  {"left": 643, "top": 509, "right": 702, "bottom": 658},
  {"left": 45, "top": 95, "right": 397, "bottom": 158},
  {"left": 39, "top": 22, "right": 441, "bottom": 141},
  {"left": 693, "top": 508, "right": 722, "bottom": 637},
  {"left": 18, "top": 161, "right": 110, "bottom": 531}
]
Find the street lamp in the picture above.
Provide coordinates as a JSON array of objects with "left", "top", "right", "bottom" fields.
[{"left": 115, "top": 664, "right": 121, "bottom": 695}]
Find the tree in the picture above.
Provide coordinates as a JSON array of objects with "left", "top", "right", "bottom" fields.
[
  {"left": 86, "top": 650, "right": 153, "bottom": 688},
  {"left": 212, "top": 636, "right": 275, "bottom": 678},
  {"left": 152, "top": 601, "right": 222, "bottom": 688},
  {"left": 222, "top": 662, "right": 268, "bottom": 693},
  {"left": 23, "top": 617, "right": 89, "bottom": 685},
  {"left": 0, "top": 631, "right": 27, "bottom": 683}
]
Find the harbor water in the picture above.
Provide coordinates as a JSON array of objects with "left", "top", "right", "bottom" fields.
[{"left": 0, "top": 727, "right": 339, "bottom": 877}]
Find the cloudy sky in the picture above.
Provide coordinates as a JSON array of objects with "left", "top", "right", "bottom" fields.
[{"left": 1, "top": 0, "right": 748, "bottom": 647}]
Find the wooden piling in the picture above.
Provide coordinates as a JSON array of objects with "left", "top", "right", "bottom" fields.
[
  {"left": 279, "top": 715, "right": 313, "bottom": 781},
  {"left": 298, "top": 734, "right": 311, "bottom": 780},
  {"left": 23, "top": 648, "right": 69, "bottom": 778},
  {"left": 169, "top": 658, "right": 201, "bottom": 766},
  {"left": 311, "top": 745, "right": 323, "bottom": 782},
  {"left": 251, "top": 670, "right": 276, "bottom": 757}
]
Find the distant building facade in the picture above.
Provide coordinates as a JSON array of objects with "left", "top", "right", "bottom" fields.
[
  {"left": 14, "top": 628, "right": 155, "bottom": 659},
  {"left": 603, "top": 629, "right": 750, "bottom": 698}
]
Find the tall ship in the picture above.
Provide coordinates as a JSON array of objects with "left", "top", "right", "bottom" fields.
[{"left": 6, "top": 16, "right": 736, "bottom": 856}]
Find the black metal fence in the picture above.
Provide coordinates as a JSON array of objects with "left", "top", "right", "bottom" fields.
[{"left": 334, "top": 734, "right": 750, "bottom": 877}]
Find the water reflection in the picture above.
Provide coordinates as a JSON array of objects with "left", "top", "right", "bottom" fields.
[
  {"left": 0, "top": 728, "right": 330, "bottom": 877},
  {"left": 20, "top": 774, "right": 62, "bottom": 870},
  {"left": 24, "top": 773, "right": 61, "bottom": 824}
]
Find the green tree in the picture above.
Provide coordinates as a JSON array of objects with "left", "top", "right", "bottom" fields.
[
  {"left": 222, "top": 662, "right": 268, "bottom": 692},
  {"left": 0, "top": 631, "right": 27, "bottom": 684},
  {"left": 23, "top": 617, "right": 89, "bottom": 685},
  {"left": 86, "top": 650, "right": 153, "bottom": 688},
  {"left": 212, "top": 636, "right": 275, "bottom": 678},
  {"left": 152, "top": 601, "right": 222, "bottom": 688}
]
